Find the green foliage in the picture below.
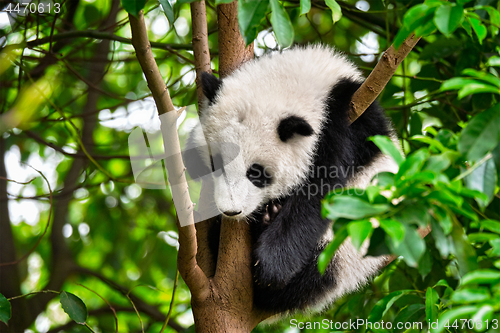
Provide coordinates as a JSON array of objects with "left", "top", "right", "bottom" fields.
[
  {"left": 269, "top": 0, "right": 294, "bottom": 48},
  {"left": 2, "top": 0, "right": 500, "bottom": 332},
  {"left": 0, "top": 294, "right": 11, "bottom": 325},
  {"left": 394, "top": 0, "right": 500, "bottom": 48},
  {"left": 325, "top": 0, "right": 342, "bottom": 23},
  {"left": 238, "top": 0, "right": 269, "bottom": 45},
  {"left": 159, "top": 0, "right": 175, "bottom": 24},
  {"left": 60, "top": 291, "right": 88, "bottom": 325},
  {"left": 320, "top": 114, "right": 500, "bottom": 329},
  {"left": 121, "top": 0, "right": 146, "bottom": 17}
]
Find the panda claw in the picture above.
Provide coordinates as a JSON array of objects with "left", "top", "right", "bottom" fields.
[
  {"left": 263, "top": 212, "right": 270, "bottom": 223},
  {"left": 272, "top": 204, "right": 279, "bottom": 214}
]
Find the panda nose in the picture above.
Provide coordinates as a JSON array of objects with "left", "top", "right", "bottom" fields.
[{"left": 223, "top": 211, "right": 242, "bottom": 217}]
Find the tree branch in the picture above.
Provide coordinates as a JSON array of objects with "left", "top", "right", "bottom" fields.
[
  {"left": 128, "top": 10, "right": 209, "bottom": 302},
  {"left": 349, "top": 34, "right": 421, "bottom": 123},
  {"left": 11, "top": 29, "right": 213, "bottom": 54},
  {"left": 217, "top": 2, "right": 254, "bottom": 78},
  {"left": 189, "top": 0, "right": 217, "bottom": 278}
]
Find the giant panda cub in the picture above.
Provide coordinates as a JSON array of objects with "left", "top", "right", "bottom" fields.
[{"left": 186, "top": 45, "right": 399, "bottom": 313}]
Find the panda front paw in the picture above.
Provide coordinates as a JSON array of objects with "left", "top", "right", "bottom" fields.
[
  {"left": 253, "top": 248, "right": 299, "bottom": 289},
  {"left": 262, "top": 202, "right": 282, "bottom": 225}
]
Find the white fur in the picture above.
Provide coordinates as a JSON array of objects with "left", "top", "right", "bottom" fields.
[
  {"left": 198, "top": 46, "right": 363, "bottom": 216},
  {"left": 196, "top": 45, "right": 401, "bottom": 313}
]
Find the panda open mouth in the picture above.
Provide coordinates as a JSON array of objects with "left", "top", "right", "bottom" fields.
[{"left": 261, "top": 201, "right": 282, "bottom": 225}]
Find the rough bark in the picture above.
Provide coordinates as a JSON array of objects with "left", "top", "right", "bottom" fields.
[
  {"left": 217, "top": 2, "right": 254, "bottom": 78},
  {"left": 191, "top": 0, "right": 213, "bottom": 104},
  {"left": 190, "top": 0, "right": 217, "bottom": 278},
  {"left": 349, "top": 34, "right": 420, "bottom": 124}
]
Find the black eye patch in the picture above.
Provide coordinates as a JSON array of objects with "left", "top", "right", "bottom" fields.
[
  {"left": 246, "top": 163, "right": 272, "bottom": 188},
  {"left": 277, "top": 115, "right": 314, "bottom": 142}
]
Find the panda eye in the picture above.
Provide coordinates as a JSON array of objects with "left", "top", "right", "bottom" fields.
[{"left": 246, "top": 163, "right": 272, "bottom": 188}]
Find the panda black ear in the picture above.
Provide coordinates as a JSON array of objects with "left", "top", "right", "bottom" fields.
[
  {"left": 201, "top": 72, "right": 222, "bottom": 104},
  {"left": 277, "top": 116, "right": 314, "bottom": 142}
]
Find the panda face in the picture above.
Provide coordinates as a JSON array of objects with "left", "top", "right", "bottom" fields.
[
  {"left": 198, "top": 98, "right": 320, "bottom": 218},
  {"left": 197, "top": 46, "right": 363, "bottom": 218}
]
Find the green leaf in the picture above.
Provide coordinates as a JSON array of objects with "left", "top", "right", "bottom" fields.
[
  {"left": 431, "top": 306, "right": 477, "bottom": 333},
  {"left": 368, "top": 290, "right": 414, "bottom": 322},
  {"left": 238, "top": 0, "right": 269, "bottom": 45},
  {"left": 450, "top": 224, "right": 479, "bottom": 276},
  {"left": 379, "top": 219, "right": 405, "bottom": 246},
  {"left": 299, "top": 0, "right": 310, "bottom": 15},
  {"left": 434, "top": 3, "right": 464, "bottom": 36},
  {"left": 325, "top": 0, "right": 342, "bottom": 23},
  {"left": 424, "top": 153, "right": 452, "bottom": 172},
  {"left": 467, "top": 14, "right": 487, "bottom": 44},
  {"left": 458, "top": 104, "right": 500, "bottom": 161},
  {"left": 460, "top": 269, "right": 500, "bottom": 285},
  {"left": 389, "top": 224, "right": 425, "bottom": 267},
  {"left": 393, "top": 4, "right": 437, "bottom": 48},
  {"left": 465, "top": 158, "right": 497, "bottom": 208},
  {"left": 458, "top": 82, "right": 500, "bottom": 99},
  {"left": 487, "top": 56, "right": 500, "bottom": 67},
  {"left": 493, "top": 143, "right": 500, "bottom": 187},
  {"left": 425, "top": 287, "right": 439, "bottom": 323},
  {"left": 418, "top": 250, "right": 433, "bottom": 278},
  {"left": 121, "top": 0, "right": 146, "bottom": 17},
  {"left": 397, "top": 149, "right": 429, "bottom": 182},
  {"left": 0, "top": 293, "right": 11, "bottom": 325},
  {"left": 414, "top": 18, "right": 437, "bottom": 37},
  {"left": 347, "top": 220, "right": 373, "bottom": 251},
  {"left": 431, "top": 218, "right": 453, "bottom": 258},
  {"left": 441, "top": 77, "right": 483, "bottom": 91},
  {"left": 158, "top": 0, "right": 174, "bottom": 24},
  {"left": 471, "top": 305, "right": 494, "bottom": 326},
  {"left": 485, "top": 6, "right": 500, "bottom": 36},
  {"left": 451, "top": 287, "right": 490, "bottom": 304},
  {"left": 394, "top": 304, "right": 425, "bottom": 333},
  {"left": 60, "top": 291, "right": 87, "bottom": 325},
  {"left": 318, "top": 226, "right": 348, "bottom": 273},
  {"left": 479, "top": 219, "right": 500, "bottom": 234},
  {"left": 462, "top": 69, "right": 500, "bottom": 88},
  {"left": 269, "top": 0, "right": 294, "bottom": 48},
  {"left": 369, "top": 135, "right": 404, "bottom": 165},
  {"left": 323, "top": 196, "right": 390, "bottom": 221}
]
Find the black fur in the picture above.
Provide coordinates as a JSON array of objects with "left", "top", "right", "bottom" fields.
[
  {"left": 201, "top": 72, "right": 222, "bottom": 104},
  {"left": 246, "top": 163, "right": 273, "bottom": 188},
  {"left": 205, "top": 77, "right": 391, "bottom": 312},
  {"left": 277, "top": 116, "right": 314, "bottom": 142},
  {"left": 250, "top": 78, "right": 390, "bottom": 312}
]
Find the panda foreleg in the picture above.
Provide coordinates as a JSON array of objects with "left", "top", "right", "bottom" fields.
[{"left": 252, "top": 194, "right": 330, "bottom": 289}]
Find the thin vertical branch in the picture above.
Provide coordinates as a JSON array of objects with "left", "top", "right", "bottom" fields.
[
  {"left": 217, "top": 1, "right": 254, "bottom": 78},
  {"left": 190, "top": 0, "right": 217, "bottom": 278},
  {"left": 128, "top": 10, "right": 209, "bottom": 301}
]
